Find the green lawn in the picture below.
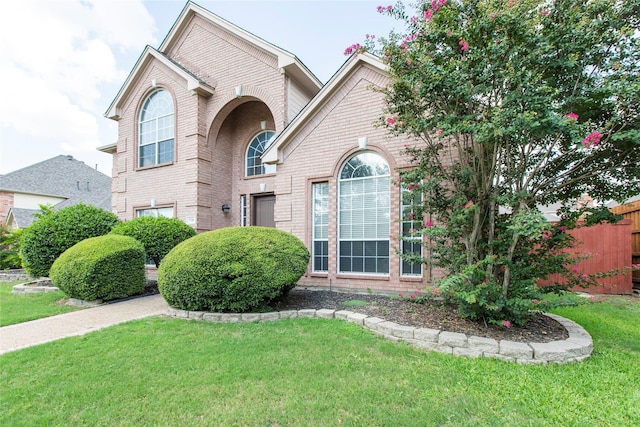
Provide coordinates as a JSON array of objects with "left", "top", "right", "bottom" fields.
[
  {"left": 0, "top": 281, "right": 80, "bottom": 327},
  {"left": 1, "top": 297, "right": 638, "bottom": 426}
]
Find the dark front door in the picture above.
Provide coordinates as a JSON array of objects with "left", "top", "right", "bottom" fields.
[{"left": 252, "top": 195, "right": 275, "bottom": 227}]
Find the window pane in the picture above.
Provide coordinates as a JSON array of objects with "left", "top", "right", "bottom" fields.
[
  {"left": 312, "top": 182, "right": 329, "bottom": 272},
  {"left": 246, "top": 131, "right": 275, "bottom": 176},
  {"left": 139, "top": 90, "right": 174, "bottom": 167}
]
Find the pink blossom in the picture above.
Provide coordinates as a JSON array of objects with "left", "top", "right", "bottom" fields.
[
  {"left": 431, "top": 0, "right": 446, "bottom": 12},
  {"left": 571, "top": 267, "right": 580, "bottom": 273},
  {"left": 501, "top": 320, "right": 512, "bottom": 329},
  {"left": 425, "top": 9, "right": 433, "bottom": 20},
  {"left": 408, "top": 212, "right": 415, "bottom": 220},
  {"left": 459, "top": 40, "right": 469, "bottom": 52},
  {"left": 436, "top": 129, "right": 443, "bottom": 136},
  {"left": 540, "top": 9, "right": 550, "bottom": 16},
  {"left": 398, "top": 293, "right": 404, "bottom": 298},
  {"left": 410, "top": 295, "right": 416, "bottom": 299},
  {"left": 432, "top": 287, "right": 440, "bottom": 294},
  {"left": 465, "top": 200, "right": 474, "bottom": 209},
  {"left": 558, "top": 225, "right": 568, "bottom": 232},
  {"left": 564, "top": 112, "right": 579, "bottom": 120},
  {"left": 589, "top": 295, "right": 595, "bottom": 301},
  {"left": 581, "top": 274, "right": 589, "bottom": 279},
  {"left": 533, "top": 299, "right": 539, "bottom": 304},
  {"left": 386, "top": 117, "right": 396, "bottom": 126},
  {"left": 425, "top": 220, "right": 434, "bottom": 227},
  {"left": 343, "top": 43, "right": 363, "bottom": 56},
  {"left": 581, "top": 131, "right": 602, "bottom": 148},
  {"left": 377, "top": 5, "right": 392, "bottom": 13}
]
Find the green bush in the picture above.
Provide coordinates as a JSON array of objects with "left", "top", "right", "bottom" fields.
[
  {"left": 20, "top": 204, "right": 120, "bottom": 277},
  {"left": 110, "top": 216, "right": 196, "bottom": 267},
  {"left": 0, "top": 225, "right": 22, "bottom": 270},
  {"left": 50, "top": 235, "right": 146, "bottom": 301},
  {"left": 158, "top": 226, "right": 310, "bottom": 312}
]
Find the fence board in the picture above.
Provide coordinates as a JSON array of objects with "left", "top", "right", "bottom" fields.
[
  {"left": 539, "top": 220, "right": 633, "bottom": 294},
  {"left": 611, "top": 201, "right": 640, "bottom": 287}
]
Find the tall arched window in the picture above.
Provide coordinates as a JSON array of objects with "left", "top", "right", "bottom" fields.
[
  {"left": 246, "top": 131, "right": 276, "bottom": 176},
  {"left": 139, "top": 89, "right": 174, "bottom": 167},
  {"left": 338, "top": 152, "right": 390, "bottom": 274}
]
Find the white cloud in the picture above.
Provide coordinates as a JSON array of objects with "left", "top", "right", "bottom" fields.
[{"left": 0, "top": 0, "right": 156, "bottom": 174}]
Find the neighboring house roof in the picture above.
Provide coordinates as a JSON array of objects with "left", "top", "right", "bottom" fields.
[
  {"left": 103, "top": 0, "right": 322, "bottom": 124},
  {"left": 6, "top": 208, "right": 39, "bottom": 229},
  {"left": 263, "top": 52, "right": 387, "bottom": 165},
  {"left": 0, "top": 155, "right": 112, "bottom": 227}
]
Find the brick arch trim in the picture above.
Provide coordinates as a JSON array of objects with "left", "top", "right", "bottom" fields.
[{"left": 206, "top": 85, "right": 283, "bottom": 146}]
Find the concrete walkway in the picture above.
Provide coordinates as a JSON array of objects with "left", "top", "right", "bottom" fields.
[{"left": 0, "top": 294, "right": 168, "bottom": 355}]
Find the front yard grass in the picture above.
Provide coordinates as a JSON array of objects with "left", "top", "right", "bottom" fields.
[
  {"left": 1, "top": 296, "right": 638, "bottom": 426},
  {"left": 0, "top": 281, "right": 80, "bottom": 327}
]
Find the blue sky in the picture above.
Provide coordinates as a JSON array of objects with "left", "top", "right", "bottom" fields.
[{"left": 0, "top": 0, "right": 400, "bottom": 176}]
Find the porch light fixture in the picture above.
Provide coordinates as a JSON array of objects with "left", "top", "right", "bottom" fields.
[
  {"left": 221, "top": 204, "right": 230, "bottom": 214},
  {"left": 358, "top": 136, "right": 368, "bottom": 150}
]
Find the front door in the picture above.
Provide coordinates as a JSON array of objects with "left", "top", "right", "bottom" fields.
[{"left": 252, "top": 195, "right": 275, "bottom": 227}]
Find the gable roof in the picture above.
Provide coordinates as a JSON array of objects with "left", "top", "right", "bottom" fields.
[
  {"left": 104, "top": 1, "right": 321, "bottom": 121},
  {"left": 6, "top": 208, "right": 39, "bottom": 229},
  {"left": 262, "top": 52, "right": 387, "bottom": 164},
  {"left": 162, "top": 2, "right": 321, "bottom": 91},
  {"left": 0, "top": 155, "right": 112, "bottom": 210},
  {"left": 104, "top": 45, "right": 215, "bottom": 120}
]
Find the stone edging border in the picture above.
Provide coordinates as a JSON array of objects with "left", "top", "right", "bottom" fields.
[{"left": 165, "top": 307, "right": 592, "bottom": 364}]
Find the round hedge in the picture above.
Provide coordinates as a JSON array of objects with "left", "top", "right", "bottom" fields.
[
  {"left": 50, "top": 234, "right": 146, "bottom": 302},
  {"left": 110, "top": 216, "right": 196, "bottom": 267},
  {"left": 158, "top": 227, "right": 310, "bottom": 312},
  {"left": 20, "top": 204, "right": 120, "bottom": 277}
]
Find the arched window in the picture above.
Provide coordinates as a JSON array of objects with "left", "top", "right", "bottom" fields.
[
  {"left": 338, "top": 152, "right": 390, "bottom": 274},
  {"left": 246, "top": 131, "right": 276, "bottom": 176},
  {"left": 139, "top": 89, "right": 174, "bottom": 167}
]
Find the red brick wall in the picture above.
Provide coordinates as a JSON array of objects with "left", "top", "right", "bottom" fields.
[{"left": 0, "top": 191, "right": 14, "bottom": 225}]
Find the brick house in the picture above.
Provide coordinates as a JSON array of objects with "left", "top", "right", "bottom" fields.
[{"left": 100, "top": 1, "right": 431, "bottom": 293}]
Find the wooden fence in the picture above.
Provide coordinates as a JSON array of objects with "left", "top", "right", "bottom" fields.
[
  {"left": 539, "top": 219, "right": 633, "bottom": 294},
  {"left": 611, "top": 200, "right": 640, "bottom": 293}
]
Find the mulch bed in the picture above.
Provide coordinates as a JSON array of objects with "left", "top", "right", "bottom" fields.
[{"left": 272, "top": 288, "right": 569, "bottom": 343}]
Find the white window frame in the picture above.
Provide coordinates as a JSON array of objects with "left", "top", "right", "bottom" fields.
[
  {"left": 245, "top": 131, "right": 276, "bottom": 176},
  {"left": 138, "top": 89, "right": 174, "bottom": 168},
  {"left": 312, "top": 182, "right": 329, "bottom": 273},
  {"left": 338, "top": 152, "right": 390, "bottom": 275},
  {"left": 400, "top": 185, "right": 423, "bottom": 277}
]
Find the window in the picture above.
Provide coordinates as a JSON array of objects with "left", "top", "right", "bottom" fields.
[
  {"left": 312, "top": 182, "right": 329, "bottom": 272},
  {"left": 400, "top": 184, "right": 423, "bottom": 276},
  {"left": 338, "top": 152, "right": 390, "bottom": 274},
  {"left": 246, "top": 131, "right": 276, "bottom": 176},
  {"left": 240, "top": 195, "right": 247, "bottom": 226},
  {"left": 136, "top": 207, "right": 174, "bottom": 218},
  {"left": 139, "top": 90, "right": 174, "bottom": 167}
]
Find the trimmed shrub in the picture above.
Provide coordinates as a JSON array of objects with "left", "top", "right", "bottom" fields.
[
  {"left": 50, "top": 234, "right": 146, "bottom": 301},
  {"left": 158, "top": 226, "right": 310, "bottom": 312},
  {"left": 110, "top": 216, "right": 196, "bottom": 267},
  {"left": 20, "top": 204, "right": 120, "bottom": 277}
]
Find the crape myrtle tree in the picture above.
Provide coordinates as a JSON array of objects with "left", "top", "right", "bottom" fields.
[{"left": 348, "top": 0, "right": 640, "bottom": 325}]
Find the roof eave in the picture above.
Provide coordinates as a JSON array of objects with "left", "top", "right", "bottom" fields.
[
  {"left": 104, "top": 46, "right": 215, "bottom": 121},
  {"left": 262, "top": 52, "right": 386, "bottom": 164}
]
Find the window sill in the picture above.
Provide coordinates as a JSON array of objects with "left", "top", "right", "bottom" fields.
[
  {"left": 136, "top": 161, "right": 174, "bottom": 171},
  {"left": 399, "top": 276, "right": 423, "bottom": 282},
  {"left": 336, "top": 273, "right": 390, "bottom": 281}
]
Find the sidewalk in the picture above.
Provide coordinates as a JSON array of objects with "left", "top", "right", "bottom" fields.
[{"left": 0, "top": 294, "right": 169, "bottom": 355}]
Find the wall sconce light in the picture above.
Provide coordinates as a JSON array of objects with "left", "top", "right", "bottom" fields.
[
  {"left": 358, "top": 136, "right": 368, "bottom": 150},
  {"left": 260, "top": 120, "right": 267, "bottom": 130},
  {"left": 221, "top": 204, "right": 230, "bottom": 214},
  {"left": 235, "top": 85, "right": 243, "bottom": 98}
]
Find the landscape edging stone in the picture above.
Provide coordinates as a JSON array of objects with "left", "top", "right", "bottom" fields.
[{"left": 165, "top": 307, "right": 592, "bottom": 364}]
